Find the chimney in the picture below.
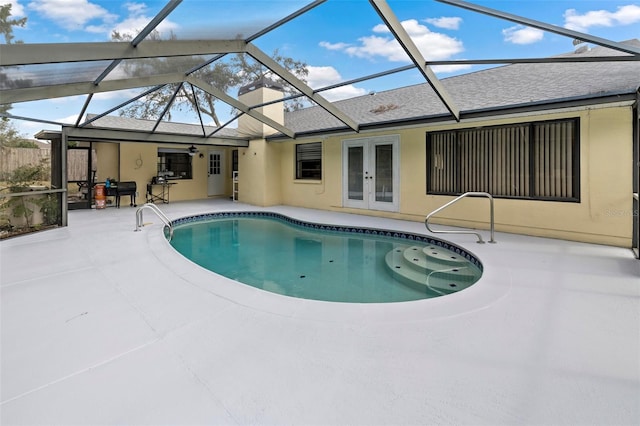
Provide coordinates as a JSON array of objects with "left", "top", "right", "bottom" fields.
[{"left": 237, "top": 76, "right": 285, "bottom": 138}]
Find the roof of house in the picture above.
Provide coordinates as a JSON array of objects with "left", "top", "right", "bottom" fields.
[
  {"left": 84, "top": 40, "right": 639, "bottom": 142},
  {"left": 282, "top": 39, "right": 640, "bottom": 137},
  {"left": 84, "top": 114, "right": 242, "bottom": 140}
]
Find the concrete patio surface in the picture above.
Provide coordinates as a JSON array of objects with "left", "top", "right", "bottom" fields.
[{"left": 1, "top": 199, "right": 639, "bottom": 425}]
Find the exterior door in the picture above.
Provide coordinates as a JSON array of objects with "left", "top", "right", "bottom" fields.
[
  {"left": 343, "top": 135, "right": 399, "bottom": 212},
  {"left": 208, "top": 150, "right": 225, "bottom": 196}
]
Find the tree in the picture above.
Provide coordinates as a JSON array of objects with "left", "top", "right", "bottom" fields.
[
  {"left": 0, "top": 119, "right": 29, "bottom": 148},
  {"left": 0, "top": 4, "right": 26, "bottom": 44},
  {"left": 112, "top": 31, "right": 309, "bottom": 126},
  {"left": 0, "top": 3, "right": 29, "bottom": 140}
]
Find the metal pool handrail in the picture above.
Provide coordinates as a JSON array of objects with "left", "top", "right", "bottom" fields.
[
  {"left": 135, "top": 203, "right": 174, "bottom": 241},
  {"left": 425, "top": 192, "right": 496, "bottom": 244}
]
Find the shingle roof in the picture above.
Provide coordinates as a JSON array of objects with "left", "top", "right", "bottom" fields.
[
  {"left": 85, "top": 114, "right": 243, "bottom": 140},
  {"left": 283, "top": 40, "right": 640, "bottom": 136}
]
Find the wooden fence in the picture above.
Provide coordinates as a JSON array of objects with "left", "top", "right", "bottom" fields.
[{"left": 1, "top": 147, "right": 97, "bottom": 182}]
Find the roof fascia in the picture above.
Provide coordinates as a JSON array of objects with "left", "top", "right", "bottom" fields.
[
  {"left": 268, "top": 92, "right": 638, "bottom": 141},
  {"left": 186, "top": 75, "right": 296, "bottom": 138},
  {"left": 63, "top": 126, "right": 249, "bottom": 146},
  {"left": 1, "top": 72, "right": 187, "bottom": 104},
  {"left": 428, "top": 56, "right": 640, "bottom": 65},
  {"left": 438, "top": 0, "right": 640, "bottom": 56},
  {"left": 369, "top": 0, "right": 460, "bottom": 122},
  {"left": 245, "top": 43, "right": 360, "bottom": 132},
  {"left": 0, "top": 39, "right": 247, "bottom": 66}
]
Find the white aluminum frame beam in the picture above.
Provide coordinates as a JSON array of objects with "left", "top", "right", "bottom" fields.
[
  {"left": 1, "top": 72, "right": 187, "bottom": 104},
  {"left": 186, "top": 75, "right": 296, "bottom": 138},
  {"left": 438, "top": 0, "right": 640, "bottom": 56},
  {"left": 369, "top": 0, "right": 460, "bottom": 121},
  {"left": 245, "top": 43, "right": 360, "bottom": 132},
  {"left": 0, "top": 39, "right": 247, "bottom": 66}
]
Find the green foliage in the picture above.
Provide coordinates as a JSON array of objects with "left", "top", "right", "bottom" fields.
[
  {"left": 1, "top": 159, "right": 53, "bottom": 231},
  {"left": 0, "top": 4, "right": 27, "bottom": 44},
  {"left": 1, "top": 138, "right": 39, "bottom": 148},
  {"left": 0, "top": 4, "right": 29, "bottom": 122},
  {"left": 35, "top": 193, "right": 60, "bottom": 225},
  {"left": 0, "top": 118, "right": 28, "bottom": 147},
  {"left": 5, "top": 160, "right": 50, "bottom": 190}
]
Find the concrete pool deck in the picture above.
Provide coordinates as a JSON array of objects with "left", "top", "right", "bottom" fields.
[{"left": 1, "top": 199, "right": 639, "bottom": 425}]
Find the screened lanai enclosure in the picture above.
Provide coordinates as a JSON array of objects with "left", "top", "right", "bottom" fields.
[{"left": 0, "top": 0, "right": 638, "bottom": 253}]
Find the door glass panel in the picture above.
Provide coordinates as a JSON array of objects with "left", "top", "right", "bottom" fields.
[
  {"left": 348, "top": 146, "right": 364, "bottom": 200},
  {"left": 375, "top": 144, "right": 393, "bottom": 202},
  {"left": 209, "top": 153, "right": 221, "bottom": 175}
]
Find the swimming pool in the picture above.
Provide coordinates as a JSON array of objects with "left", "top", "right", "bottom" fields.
[{"left": 169, "top": 212, "right": 483, "bottom": 303}]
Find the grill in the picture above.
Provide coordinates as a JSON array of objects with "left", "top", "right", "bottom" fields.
[{"left": 115, "top": 181, "right": 137, "bottom": 208}]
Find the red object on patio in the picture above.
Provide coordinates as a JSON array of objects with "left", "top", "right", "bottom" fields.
[{"left": 95, "top": 184, "right": 106, "bottom": 209}]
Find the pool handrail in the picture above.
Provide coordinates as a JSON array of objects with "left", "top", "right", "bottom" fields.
[
  {"left": 425, "top": 191, "right": 496, "bottom": 244},
  {"left": 135, "top": 203, "right": 174, "bottom": 241}
]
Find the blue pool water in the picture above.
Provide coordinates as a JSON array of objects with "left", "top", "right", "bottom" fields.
[{"left": 169, "top": 212, "right": 482, "bottom": 303}]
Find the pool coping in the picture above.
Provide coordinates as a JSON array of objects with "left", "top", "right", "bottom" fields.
[{"left": 150, "top": 209, "right": 512, "bottom": 324}]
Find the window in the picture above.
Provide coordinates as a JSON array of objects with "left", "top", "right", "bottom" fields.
[
  {"left": 427, "top": 118, "right": 579, "bottom": 201},
  {"left": 157, "top": 149, "right": 192, "bottom": 179},
  {"left": 296, "top": 142, "right": 322, "bottom": 180}
]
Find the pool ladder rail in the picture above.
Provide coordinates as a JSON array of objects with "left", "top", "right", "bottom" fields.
[
  {"left": 425, "top": 191, "right": 496, "bottom": 244},
  {"left": 135, "top": 203, "right": 174, "bottom": 241}
]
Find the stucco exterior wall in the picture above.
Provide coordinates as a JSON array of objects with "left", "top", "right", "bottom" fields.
[
  {"left": 237, "top": 139, "right": 282, "bottom": 206},
  {"left": 92, "top": 104, "right": 633, "bottom": 247},
  {"left": 93, "top": 142, "right": 119, "bottom": 183},
  {"left": 275, "top": 105, "right": 634, "bottom": 247},
  {"left": 95, "top": 142, "right": 229, "bottom": 203}
]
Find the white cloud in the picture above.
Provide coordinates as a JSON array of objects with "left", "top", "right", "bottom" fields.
[
  {"left": 320, "top": 85, "right": 369, "bottom": 102},
  {"left": 306, "top": 65, "right": 367, "bottom": 101},
  {"left": 306, "top": 66, "right": 342, "bottom": 88},
  {"left": 125, "top": 2, "right": 146, "bottom": 16},
  {"left": 27, "top": 0, "right": 117, "bottom": 31},
  {"left": 111, "top": 15, "right": 178, "bottom": 39},
  {"left": 424, "top": 16, "right": 462, "bottom": 30},
  {"left": 58, "top": 113, "right": 80, "bottom": 124},
  {"left": 4, "top": 0, "right": 25, "bottom": 16},
  {"left": 319, "top": 41, "right": 351, "bottom": 51},
  {"left": 92, "top": 88, "right": 142, "bottom": 102},
  {"left": 431, "top": 63, "right": 473, "bottom": 74},
  {"left": 564, "top": 4, "right": 640, "bottom": 32},
  {"left": 502, "top": 25, "right": 544, "bottom": 45},
  {"left": 26, "top": 0, "right": 177, "bottom": 38},
  {"left": 320, "top": 19, "right": 464, "bottom": 63},
  {"left": 111, "top": 1, "right": 178, "bottom": 38}
]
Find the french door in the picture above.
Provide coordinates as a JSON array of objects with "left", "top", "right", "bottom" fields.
[{"left": 342, "top": 135, "right": 399, "bottom": 212}]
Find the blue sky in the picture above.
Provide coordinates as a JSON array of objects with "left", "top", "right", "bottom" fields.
[{"left": 3, "top": 0, "right": 640, "bottom": 137}]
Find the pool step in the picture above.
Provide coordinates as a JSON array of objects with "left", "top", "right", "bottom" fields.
[{"left": 384, "top": 245, "right": 478, "bottom": 293}]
